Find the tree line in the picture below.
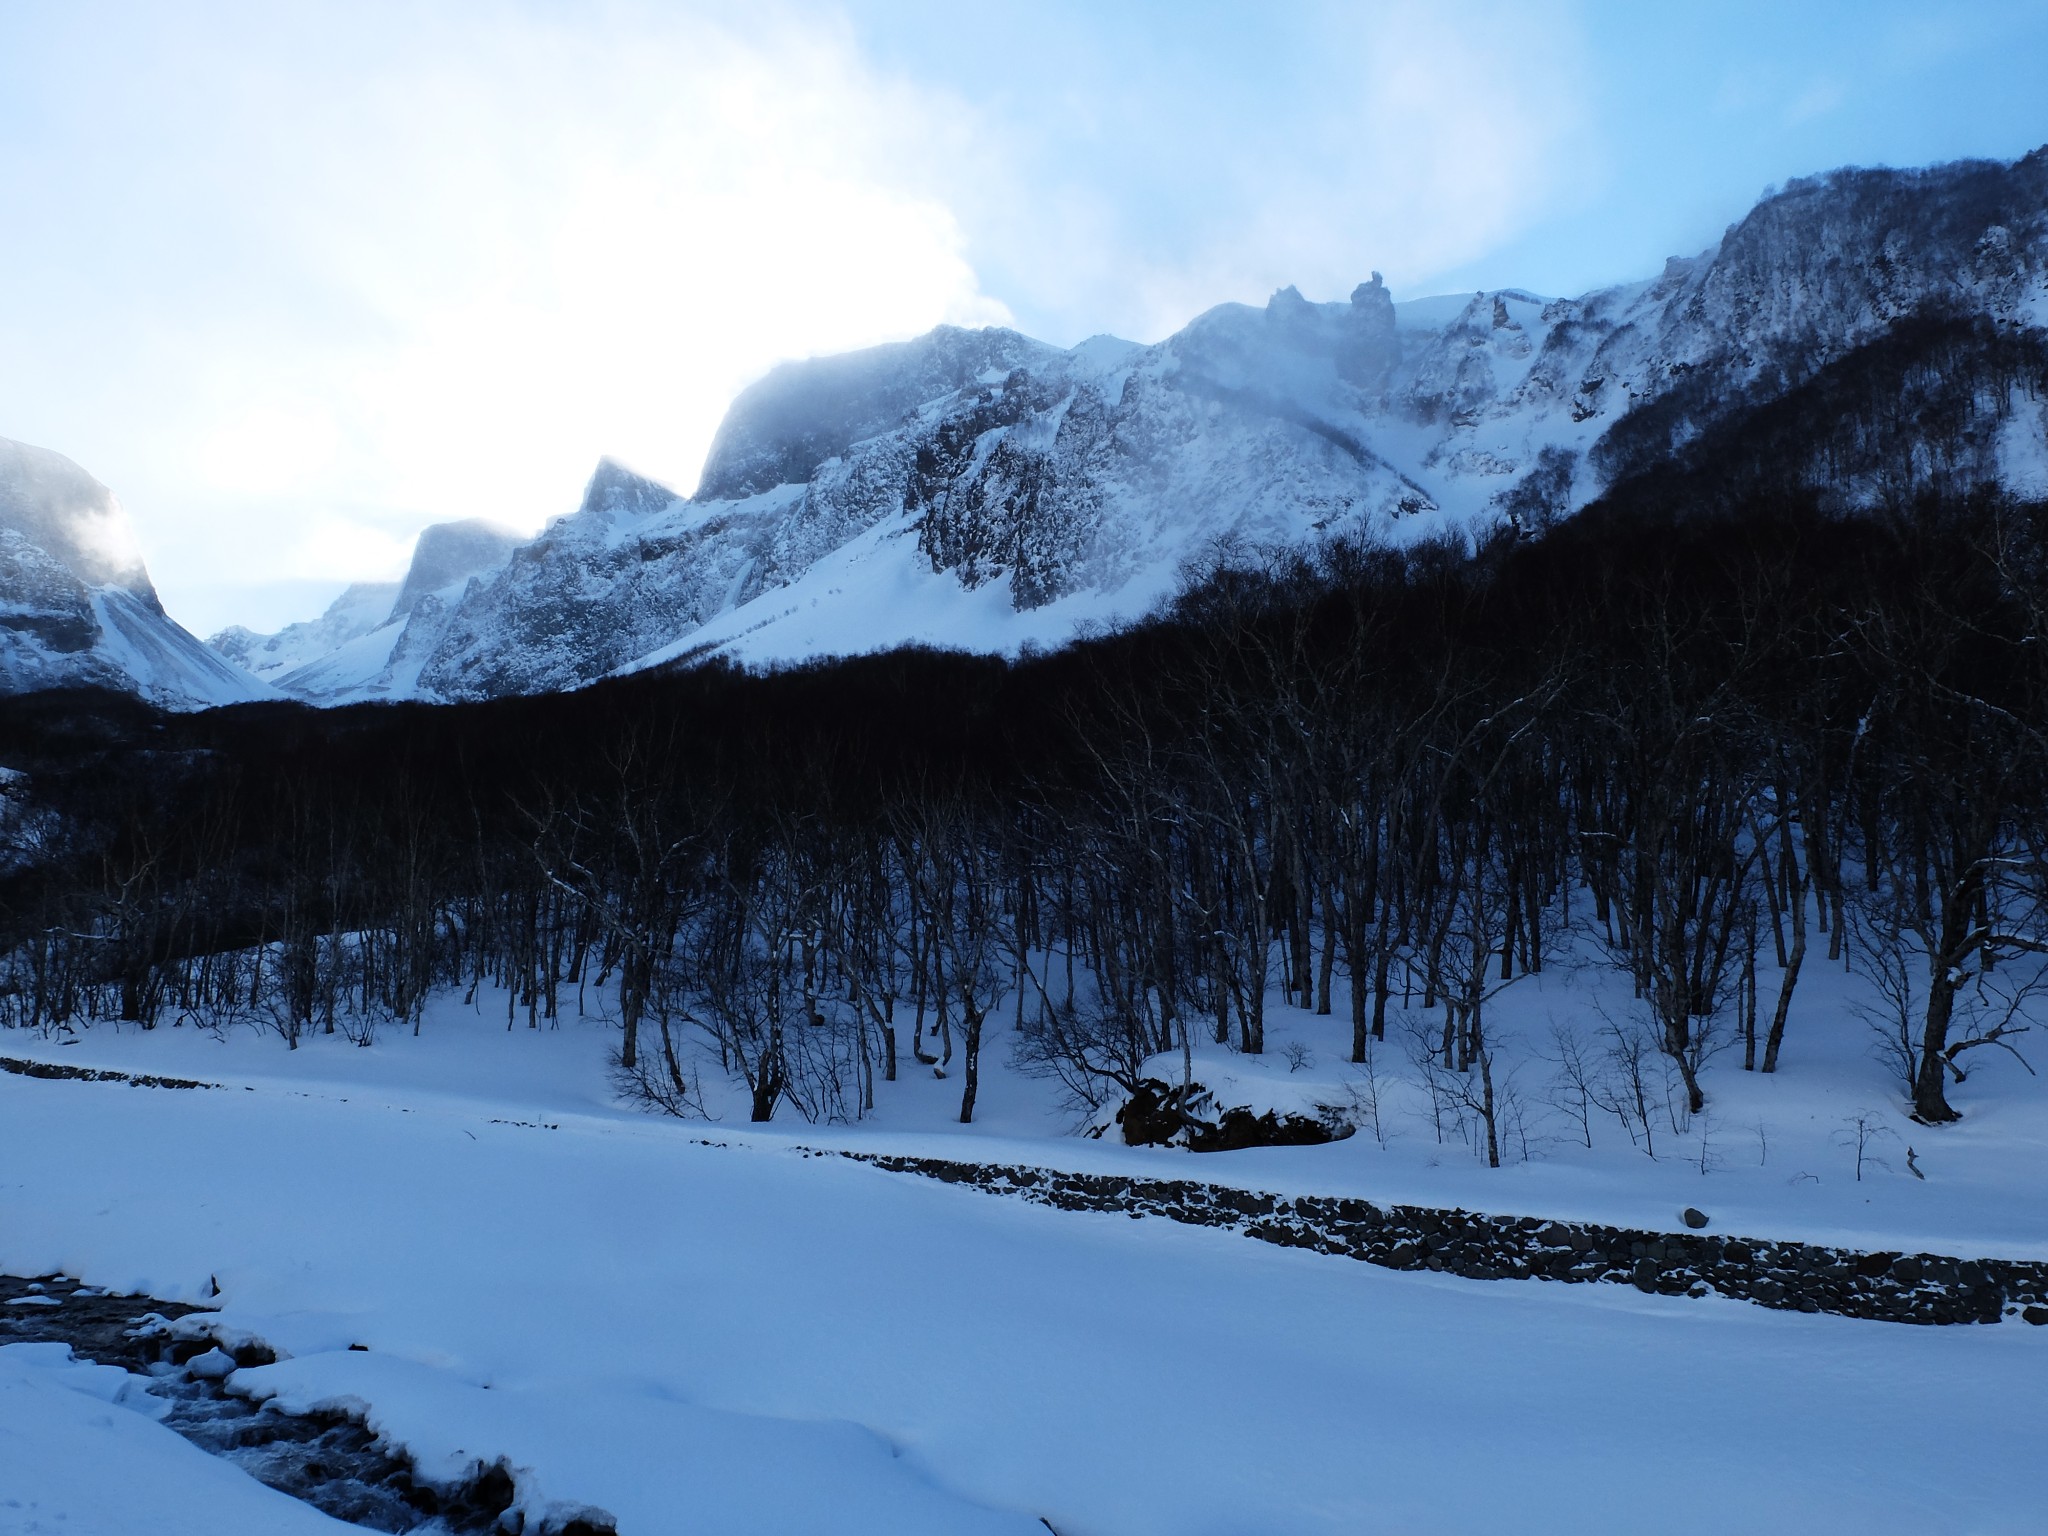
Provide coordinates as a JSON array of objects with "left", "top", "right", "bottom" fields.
[{"left": 3, "top": 490, "right": 2046, "bottom": 1140}]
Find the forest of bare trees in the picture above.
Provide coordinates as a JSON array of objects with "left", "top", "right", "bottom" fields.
[{"left": 5, "top": 492, "right": 2047, "bottom": 1140}]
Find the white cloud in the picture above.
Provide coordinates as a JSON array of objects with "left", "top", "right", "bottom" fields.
[
  {"left": 1785, "top": 77, "right": 1848, "bottom": 127},
  {"left": 1, "top": 1, "right": 1009, "bottom": 634},
  {"left": 0, "top": 0, "right": 1591, "bottom": 638},
  {"left": 919, "top": 0, "right": 1599, "bottom": 341}
]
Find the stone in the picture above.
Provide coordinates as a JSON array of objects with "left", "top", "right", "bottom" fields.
[
  {"left": 2023, "top": 1306, "right": 2048, "bottom": 1326},
  {"left": 1681, "top": 1207, "right": 1709, "bottom": 1230},
  {"left": 184, "top": 1347, "right": 237, "bottom": 1380}
]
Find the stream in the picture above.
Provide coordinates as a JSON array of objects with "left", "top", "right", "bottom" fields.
[{"left": 1, "top": 1273, "right": 523, "bottom": 1534}]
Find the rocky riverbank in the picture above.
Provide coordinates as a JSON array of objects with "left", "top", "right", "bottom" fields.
[{"left": 836, "top": 1150, "right": 2048, "bottom": 1327}]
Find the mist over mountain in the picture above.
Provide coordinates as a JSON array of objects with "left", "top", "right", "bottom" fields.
[
  {"left": 205, "top": 519, "right": 521, "bottom": 700},
  {"left": 0, "top": 436, "right": 270, "bottom": 707},
  {"left": 7, "top": 144, "right": 2048, "bottom": 1536},
  {"left": 225, "top": 147, "right": 2048, "bottom": 706},
  {"left": 7, "top": 147, "right": 2047, "bottom": 709}
]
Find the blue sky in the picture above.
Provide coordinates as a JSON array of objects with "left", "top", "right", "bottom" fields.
[{"left": 3, "top": 0, "right": 2046, "bottom": 635}]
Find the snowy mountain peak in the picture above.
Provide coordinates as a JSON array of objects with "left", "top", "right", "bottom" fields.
[
  {"left": 207, "top": 516, "right": 528, "bottom": 703},
  {"left": 578, "top": 458, "right": 679, "bottom": 520},
  {"left": 694, "top": 325, "right": 1067, "bottom": 501},
  {"left": 1, "top": 435, "right": 271, "bottom": 707},
  {"left": 209, "top": 581, "right": 401, "bottom": 684},
  {"left": 0, "top": 436, "right": 150, "bottom": 597},
  {"left": 392, "top": 518, "right": 524, "bottom": 618},
  {"left": 54, "top": 146, "right": 2048, "bottom": 710}
]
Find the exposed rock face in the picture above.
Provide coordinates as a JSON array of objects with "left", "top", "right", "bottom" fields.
[
  {"left": 0, "top": 437, "right": 269, "bottom": 708},
  {"left": 695, "top": 328, "right": 1068, "bottom": 501},
  {"left": 0, "top": 529, "right": 101, "bottom": 659},
  {"left": 0, "top": 436, "right": 151, "bottom": 593},
  {"left": 224, "top": 147, "right": 2048, "bottom": 704},
  {"left": 391, "top": 520, "right": 523, "bottom": 618}
]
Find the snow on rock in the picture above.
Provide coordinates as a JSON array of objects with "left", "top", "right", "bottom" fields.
[
  {"left": 0, "top": 435, "right": 274, "bottom": 709},
  {"left": 1103, "top": 1052, "right": 1358, "bottom": 1151},
  {"left": 244, "top": 148, "right": 2048, "bottom": 702},
  {"left": 388, "top": 518, "right": 523, "bottom": 619},
  {"left": 236, "top": 1350, "right": 1033, "bottom": 1536}
]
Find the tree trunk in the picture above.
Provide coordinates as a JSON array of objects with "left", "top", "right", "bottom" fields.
[
  {"left": 1913, "top": 971, "right": 1962, "bottom": 1123},
  {"left": 1316, "top": 889, "right": 1336, "bottom": 1016},
  {"left": 1760, "top": 909, "right": 1804, "bottom": 1074},
  {"left": 1371, "top": 936, "right": 1392, "bottom": 1042},
  {"left": 1348, "top": 923, "right": 1370, "bottom": 1065},
  {"left": 958, "top": 1003, "right": 983, "bottom": 1124},
  {"left": 1480, "top": 1050, "right": 1500, "bottom": 1169},
  {"left": 750, "top": 1029, "right": 783, "bottom": 1122}
]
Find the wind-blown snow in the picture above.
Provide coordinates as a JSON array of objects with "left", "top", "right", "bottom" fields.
[
  {"left": 0, "top": 434, "right": 274, "bottom": 708},
  {"left": 219, "top": 152, "right": 2048, "bottom": 704}
]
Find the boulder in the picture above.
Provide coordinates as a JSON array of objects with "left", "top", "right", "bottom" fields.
[{"left": 1114, "top": 1078, "right": 1352, "bottom": 1152}]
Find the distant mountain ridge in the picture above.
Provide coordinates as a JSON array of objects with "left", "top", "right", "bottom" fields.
[
  {"left": 206, "top": 519, "right": 521, "bottom": 702},
  {"left": 262, "top": 147, "right": 2042, "bottom": 704},
  {"left": 10, "top": 146, "right": 2048, "bottom": 709}
]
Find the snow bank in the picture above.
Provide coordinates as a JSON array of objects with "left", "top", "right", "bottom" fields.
[{"left": 0, "top": 1342, "right": 351, "bottom": 1534}]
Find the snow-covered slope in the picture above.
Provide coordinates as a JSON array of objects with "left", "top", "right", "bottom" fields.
[
  {"left": 249, "top": 149, "right": 2048, "bottom": 701},
  {"left": 209, "top": 519, "right": 521, "bottom": 704},
  {"left": 0, "top": 436, "right": 273, "bottom": 709},
  {"left": 209, "top": 581, "right": 400, "bottom": 684}
]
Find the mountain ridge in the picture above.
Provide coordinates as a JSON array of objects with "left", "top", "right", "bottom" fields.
[
  {"left": 344, "top": 147, "right": 2042, "bottom": 702},
  {"left": 10, "top": 147, "right": 2048, "bottom": 709}
]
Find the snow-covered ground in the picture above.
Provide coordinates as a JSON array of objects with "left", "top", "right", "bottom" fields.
[
  {"left": 13, "top": 932, "right": 2042, "bottom": 1261},
  {"left": 3, "top": 946, "right": 2047, "bottom": 1534}
]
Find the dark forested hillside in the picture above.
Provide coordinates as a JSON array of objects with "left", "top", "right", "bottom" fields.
[{"left": 5, "top": 489, "right": 2047, "bottom": 1133}]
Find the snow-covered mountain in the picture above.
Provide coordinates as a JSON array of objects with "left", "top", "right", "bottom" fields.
[
  {"left": 0, "top": 436, "right": 272, "bottom": 708},
  {"left": 241, "top": 148, "right": 2040, "bottom": 705},
  {"left": 207, "top": 519, "right": 522, "bottom": 704},
  {"left": 210, "top": 581, "right": 401, "bottom": 685}
]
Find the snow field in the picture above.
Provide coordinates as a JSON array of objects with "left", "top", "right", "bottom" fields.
[
  {"left": 17, "top": 914, "right": 2040, "bottom": 1265},
  {"left": 2, "top": 998, "right": 2046, "bottom": 1533}
]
